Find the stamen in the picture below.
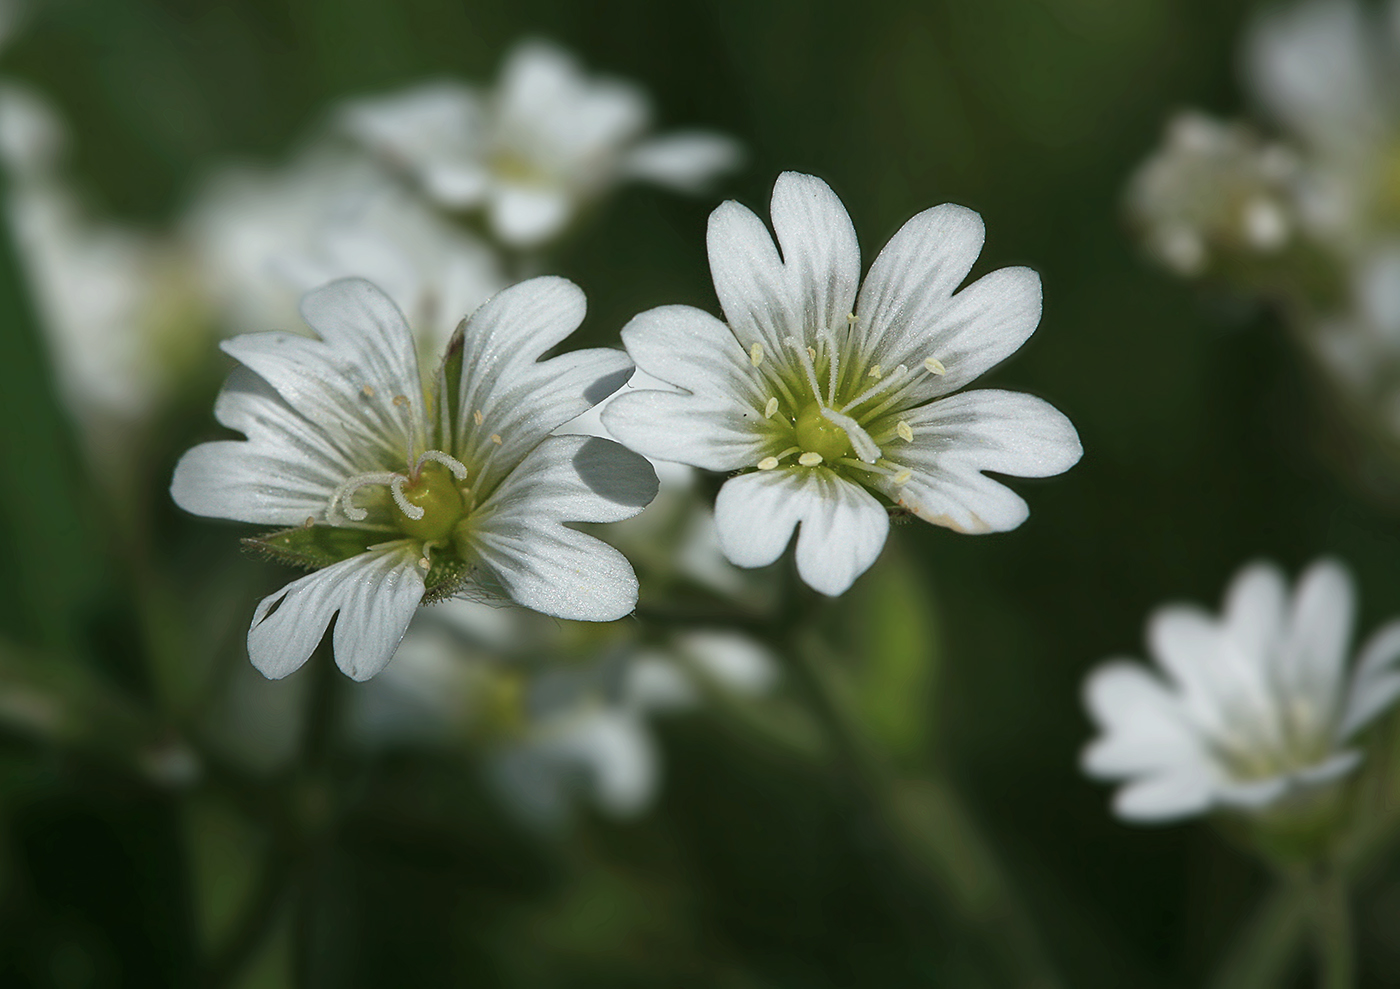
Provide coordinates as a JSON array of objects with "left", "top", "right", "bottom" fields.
[
  {"left": 924, "top": 357, "right": 946, "bottom": 375},
  {"left": 362, "top": 385, "right": 375, "bottom": 399},
  {"left": 473, "top": 409, "right": 484, "bottom": 426},
  {"left": 750, "top": 342, "right": 764, "bottom": 367},
  {"left": 824, "top": 329, "right": 840, "bottom": 406},
  {"left": 839, "top": 364, "right": 909, "bottom": 413},
  {"left": 785, "top": 337, "right": 824, "bottom": 401},
  {"left": 764, "top": 397, "right": 779, "bottom": 419},
  {"left": 798, "top": 451, "right": 823, "bottom": 467},
  {"left": 893, "top": 469, "right": 913, "bottom": 486},
  {"left": 896, "top": 421, "right": 914, "bottom": 442},
  {"left": 807, "top": 346, "right": 816, "bottom": 361},
  {"left": 393, "top": 394, "right": 408, "bottom": 406},
  {"left": 837, "top": 458, "right": 897, "bottom": 477},
  {"left": 327, "top": 471, "right": 401, "bottom": 523},
  {"left": 389, "top": 475, "right": 424, "bottom": 520},
  {"left": 413, "top": 450, "right": 470, "bottom": 480},
  {"left": 868, "top": 365, "right": 882, "bottom": 379},
  {"left": 491, "top": 434, "right": 502, "bottom": 445},
  {"left": 757, "top": 457, "right": 779, "bottom": 470}
]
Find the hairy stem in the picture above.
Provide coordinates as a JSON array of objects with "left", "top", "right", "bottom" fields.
[{"left": 1312, "top": 866, "right": 1354, "bottom": 989}]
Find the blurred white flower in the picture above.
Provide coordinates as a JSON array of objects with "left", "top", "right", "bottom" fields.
[
  {"left": 1126, "top": 110, "right": 1302, "bottom": 276},
  {"left": 603, "top": 171, "right": 1082, "bottom": 597},
  {"left": 184, "top": 147, "right": 505, "bottom": 360},
  {"left": 0, "top": 82, "right": 202, "bottom": 424},
  {"left": 1082, "top": 558, "right": 1400, "bottom": 823},
  {"left": 171, "top": 277, "right": 654, "bottom": 681},
  {"left": 340, "top": 39, "right": 743, "bottom": 248},
  {"left": 1244, "top": 0, "right": 1400, "bottom": 244}
]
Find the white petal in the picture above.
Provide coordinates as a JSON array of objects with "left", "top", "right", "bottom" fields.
[
  {"left": 870, "top": 266, "right": 1042, "bottom": 410},
  {"left": 615, "top": 304, "right": 766, "bottom": 404},
  {"left": 621, "top": 131, "right": 744, "bottom": 192},
  {"left": 1081, "top": 661, "right": 1203, "bottom": 777},
  {"left": 550, "top": 712, "right": 658, "bottom": 817},
  {"left": 1220, "top": 561, "right": 1288, "bottom": 670},
  {"left": 674, "top": 631, "right": 779, "bottom": 696},
  {"left": 707, "top": 197, "right": 793, "bottom": 361},
  {"left": 1213, "top": 776, "right": 1291, "bottom": 810},
  {"left": 420, "top": 160, "right": 490, "bottom": 206},
  {"left": 469, "top": 436, "right": 656, "bottom": 621},
  {"left": 339, "top": 81, "right": 486, "bottom": 199},
  {"left": 221, "top": 278, "right": 424, "bottom": 465},
  {"left": 714, "top": 468, "right": 889, "bottom": 596},
  {"left": 247, "top": 542, "right": 425, "bottom": 681},
  {"left": 1280, "top": 558, "right": 1355, "bottom": 719},
  {"left": 172, "top": 369, "right": 363, "bottom": 526},
  {"left": 1112, "top": 767, "right": 1215, "bottom": 823},
  {"left": 602, "top": 389, "right": 771, "bottom": 471},
  {"left": 853, "top": 203, "right": 985, "bottom": 370},
  {"left": 768, "top": 172, "right": 860, "bottom": 344},
  {"left": 1147, "top": 605, "right": 1239, "bottom": 729},
  {"left": 452, "top": 276, "right": 633, "bottom": 490},
  {"left": 1244, "top": 0, "right": 1380, "bottom": 152},
  {"left": 870, "top": 389, "right": 1080, "bottom": 534},
  {"left": 488, "top": 184, "right": 573, "bottom": 248},
  {"left": 1340, "top": 619, "right": 1400, "bottom": 738}
]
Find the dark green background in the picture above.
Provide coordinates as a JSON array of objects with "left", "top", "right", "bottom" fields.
[{"left": 4, "top": 0, "right": 1399, "bottom": 985}]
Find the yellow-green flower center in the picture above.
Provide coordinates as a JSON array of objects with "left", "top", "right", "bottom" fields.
[
  {"left": 394, "top": 462, "right": 467, "bottom": 542},
  {"left": 794, "top": 402, "right": 853, "bottom": 463}
]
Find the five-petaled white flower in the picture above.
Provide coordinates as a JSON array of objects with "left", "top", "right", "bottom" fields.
[
  {"left": 601, "top": 171, "right": 1082, "bottom": 596},
  {"left": 1082, "top": 558, "right": 1400, "bottom": 823},
  {"left": 339, "top": 39, "right": 742, "bottom": 248},
  {"left": 172, "top": 276, "right": 656, "bottom": 681}
]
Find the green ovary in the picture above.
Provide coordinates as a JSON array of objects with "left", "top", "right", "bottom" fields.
[
  {"left": 794, "top": 402, "right": 853, "bottom": 463},
  {"left": 395, "top": 462, "right": 467, "bottom": 542}
]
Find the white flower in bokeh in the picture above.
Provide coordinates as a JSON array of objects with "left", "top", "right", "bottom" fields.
[
  {"left": 1244, "top": 0, "right": 1400, "bottom": 243},
  {"left": 602, "top": 171, "right": 1082, "bottom": 596},
  {"left": 0, "top": 82, "right": 202, "bottom": 424},
  {"left": 184, "top": 147, "right": 505, "bottom": 360},
  {"left": 1126, "top": 111, "right": 1302, "bottom": 276},
  {"left": 1082, "top": 559, "right": 1400, "bottom": 823},
  {"left": 340, "top": 39, "right": 742, "bottom": 248},
  {"left": 172, "top": 277, "right": 654, "bottom": 681}
]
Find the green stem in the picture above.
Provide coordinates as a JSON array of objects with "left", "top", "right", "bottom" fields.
[
  {"left": 782, "top": 621, "right": 1060, "bottom": 989},
  {"left": 1205, "top": 876, "right": 1309, "bottom": 989},
  {"left": 1312, "top": 867, "right": 1354, "bottom": 989}
]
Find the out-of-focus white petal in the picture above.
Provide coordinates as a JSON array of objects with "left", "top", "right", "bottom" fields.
[
  {"left": 1112, "top": 767, "right": 1215, "bottom": 823},
  {"left": 622, "top": 131, "right": 743, "bottom": 191},
  {"left": 247, "top": 542, "right": 424, "bottom": 681},
  {"left": 1340, "top": 619, "right": 1400, "bottom": 737},
  {"left": 488, "top": 184, "right": 573, "bottom": 247},
  {"left": 1081, "top": 662, "right": 1205, "bottom": 777},
  {"left": 1280, "top": 557, "right": 1355, "bottom": 719},
  {"left": 674, "top": 630, "right": 779, "bottom": 696}
]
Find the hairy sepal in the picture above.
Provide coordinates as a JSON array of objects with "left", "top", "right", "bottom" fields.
[{"left": 243, "top": 525, "right": 381, "bottom": 571}]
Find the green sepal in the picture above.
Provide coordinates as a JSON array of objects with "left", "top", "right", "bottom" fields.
[
  {"left": 422, "top": 553, "right": 473, "bottom": 605},
  {"left": 243, "top": 525, "right": 381, "bottom": 571},
  {"left": 435, "top": 320, "right": 466, "bottom": 443}
]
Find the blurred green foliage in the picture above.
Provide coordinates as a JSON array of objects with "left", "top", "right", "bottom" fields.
[{"left": 7, "top": 0, "right": 1400, "bottom": 986}]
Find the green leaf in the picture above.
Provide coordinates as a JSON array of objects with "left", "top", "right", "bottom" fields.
[
  {"left": 243, "top": 525, "right": 379, "bottom": 571},
  {"left": 845, "top": 548, "right": 940, "bottom": 769}
]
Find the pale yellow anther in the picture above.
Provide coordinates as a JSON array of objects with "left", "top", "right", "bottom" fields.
[
  {"left": 393, "top": 394, "right": 409, "bottom": 406},
  {"left": 764, "top": 397, "right": 779, "bottom": 419},
  {"left": 868, "top": 364, "right": 882, "bottom": 379},
  {"left": 491, "top": 434, "right": 503, "bottom": 445},
  {"left": 798, "top": 451, "right": 823, "bottom": 467},
  {"left": 303, "top": 516, "right": 315, "bottom": 528},
  {"left": 807, "top": 346, "right": 817, "bottom": 360},
  {"left": 757, "top": 456, "right": 780, "bottom": 470},
  {"left": 473, "top": 409, "right": 484, "bottom": 426},
  {"left": 924, "top": 357, "right": 946, "bottom": 375},
  {"left": 847, "top": 312, "right": 858, "bottom": 326},
  {"left": 750, "top": 342, "right": 764, "bottom": 367},
  {"left": 896, "top": 420, "right": 914, "bottom": 442},
  {"left": 893, "top": 469, "right": 913, "bottom": 486},
  {"left": 418, "top": 556, "right": 431, "bottom": 570},
  {"left": 362, "top": 384, "right": 375, "bottom": 399}
]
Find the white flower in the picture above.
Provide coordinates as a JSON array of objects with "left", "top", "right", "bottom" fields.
[
  {"left": 171, "top": 276, "right": 656, "bottom": 681},
  {"left": 0, "top": 83, "right": 201, "bottom": 423},
  {"left": 1081, "top": 559, "right": 1400, "bottom": 823},
  {"left": 1125, "top": 111, "right": 1302, "bottom": 276},
  {"left": 183, "top": 147, "right": 505, "bottom": 360},
  {"left": 339, "top": 39, "right": 742, "bottom": 248},
  {"left": 601, "top": 171, "right": 1082, "bottom": 596},
  {"left": 1244, "top": 0, "right": 1400, "bottom": 244}
]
